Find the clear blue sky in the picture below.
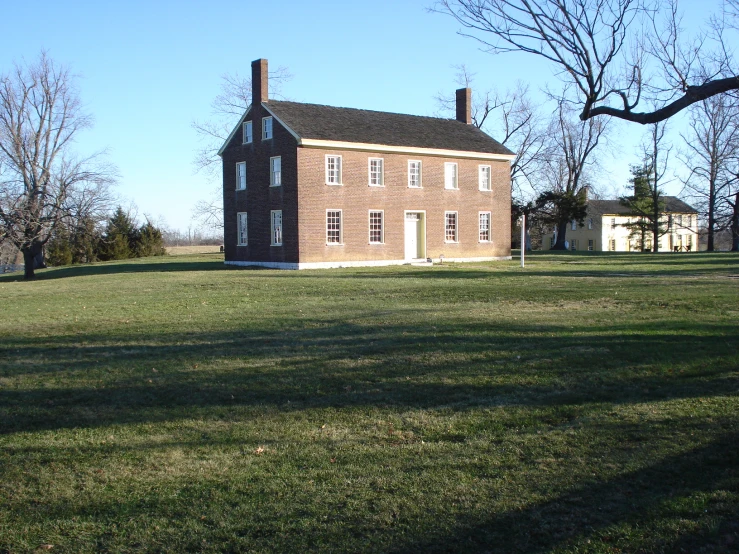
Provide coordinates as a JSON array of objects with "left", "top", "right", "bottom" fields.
[{"left": 1, "top": 0, "right": 712, "bottom": 231}]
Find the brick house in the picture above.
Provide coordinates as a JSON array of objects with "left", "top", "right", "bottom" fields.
[{"left": 219, "top": 59, "right": 514, "bottom": 269}]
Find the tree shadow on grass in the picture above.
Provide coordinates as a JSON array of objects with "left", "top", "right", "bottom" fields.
[
  {"left": 1, "top": 317, "right": 736, "bottom": 435},
  {"left": 0, "top": 254, "right": 228, "bottom": 282},
  {"left": 386, "top": 430, "right": 739, "bottom": 553}
]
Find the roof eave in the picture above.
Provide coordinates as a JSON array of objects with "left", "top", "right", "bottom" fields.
[{"left": 297, "top": 138, "right": 516, "bottom": 161}]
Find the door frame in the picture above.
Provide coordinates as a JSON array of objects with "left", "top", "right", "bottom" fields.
[{"left": 403, "top": 210, "right": 426, "bottom": 260}]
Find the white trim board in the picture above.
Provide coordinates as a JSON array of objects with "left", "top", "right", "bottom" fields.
[
  {"left": 225, "top": 256, "right": 510, "bottom": 270},
  {"left": 298, "top": 139, "right": 515, "bottom": 161}
]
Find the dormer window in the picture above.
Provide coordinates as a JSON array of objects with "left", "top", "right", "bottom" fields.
[
  {"left": 243, "top": 121, "right": 253, "bottom": 144},
  {"left": 262, "top": 117, "right": 273, "bottom": 140}
]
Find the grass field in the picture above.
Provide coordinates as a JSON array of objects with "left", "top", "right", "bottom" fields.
[{"left": 0, "top": 252, "right": 737, "bottom": 553}]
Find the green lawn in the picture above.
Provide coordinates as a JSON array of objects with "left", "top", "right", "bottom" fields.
[{"left": 1, "top": 252, "right": 737, "bottom": 553}]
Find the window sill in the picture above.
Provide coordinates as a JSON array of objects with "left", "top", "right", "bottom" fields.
[
  {"left": 269, "top": 184, "right": 281, "bottom": 187},
  {"left": 369, "top": 242, "right": 384, "bottom": 245},
  {"left": 326, "top": 243, "right": 344, "bottom": 246},
  {"left": 237, "top": 243, "right": 248, "bottom": 247},
  {"left": 445, "top": 187, "right": 459, "bottom": 191},
  {"left": 444, "top": 240, "right": 459, "bottom": 244},
  {"left": 368, "top": 184, "right": 385, "bottom": 187},
  {"left": 479, "top": 188, "right": 492, "bottom": 192},
  {"left": 479, "top": 240, "right": 491, "bottom": 243},
  {"left": 236, "top": 188, "right": 246, "bottom": 192},
  {"left": 408, "top": 186, "right": 422, "bottom": 189},
  {"left": 270, "top": 243, "right": 283, "bottom": 247},
  {"left": 325, "top": 182, "right": 343, "bottom": 186}
]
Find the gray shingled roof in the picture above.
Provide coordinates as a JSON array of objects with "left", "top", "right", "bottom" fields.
[
  {"left": 264, "top": 100, "right": 514, "bottom": 156},
  {"left": 588, "top": 197, "right": 698, "bottom": 215}
]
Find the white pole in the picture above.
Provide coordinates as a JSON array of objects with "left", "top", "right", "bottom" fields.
[{"left": 521, "top": 214, "right": 525, "bottom": 268}]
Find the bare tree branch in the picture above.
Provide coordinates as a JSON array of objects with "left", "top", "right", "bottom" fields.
[
  {"left": 679, "top": 92, "right": 739, "bottom": 250},
  {"left": 434, "top": 0, "right": 739, "bottom": 124}
]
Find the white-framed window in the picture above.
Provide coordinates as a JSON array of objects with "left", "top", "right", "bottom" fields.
[
  {"left": 550, "top": 236, "right": 555, "bottom": 248},
  {"left": 687, "top": 215, "right": 692, "bottom": 228},
  {"left": 271, "top": 210, "right": 282, "bottom": 246},
  {"left": 687, "top": 234, "right": 693, "bottom": 248},
  {"left": 262, "top": 117, "right": 273, "bottom": 140},
  {"left": 445, "top": 211, "right": 458, "bottom": 243},
  {"left": 326, "top": 155, "right": 342, "bottom": 185},
  {"left": 236, "top": 162, "right": 246, "bottom": 190},
  {"left": 479, "top": 212, "right": 491, "bottom": 242},
  {"left": 237, "top": 212, "right": 248, "bottom": 246},
  {"left": 609, "top": 239, "right": 616, "bottom": 251},
  {"left": 243, "top": 121, "right": 253, "bottom": 144},
  {"left": 571, "top": 220, "right": 577, "bottom": 230},
  {"left": 478, "top": 165, "right": 491, "bottom": 191},
  {"left": 270, "top": 156, "right": 281, "bottom": 187},
  {"left": 677, "top": 214, "right": 683, "bottom": 227},
  {"left": 369, "top": 158, "right": 384, "bottom": 187},
  {"left": 570, "top": 239, "right": 578, "bottom": 251},
  {"left": 408, "top": 160, "right": 422, "bottom": 188},
  {"left": 587, "top": 218, "right": 593, "bottom": 230},
  {"left": 326, "top": 210, "right": 342, "bottom": 244},
  {"left": 369, "top": 210, "right": 384, "bottom": 244},
  {"left": 588, "top": 239, "right": 594, "bottom": 251},
  {"left": 444, "top": 162, "right": 458, "bottom": 189},
  {"left": 611, "top": 218, "right": 616, "bottom": 230}
]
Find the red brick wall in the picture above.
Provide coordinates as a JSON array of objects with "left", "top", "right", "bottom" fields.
[
  {"left": 296, "top": 148, "right": 511, "bottom": 263},
  {"left": 221, "top": 105, "right": 300, "bottom": 263}
]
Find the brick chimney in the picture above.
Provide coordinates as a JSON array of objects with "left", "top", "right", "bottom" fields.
[
  {"left": 456, "top": 87, "right": 471, "bottom": 124},
  {"left": 251, "top": 58, "right": 268, "bottom": 105}
]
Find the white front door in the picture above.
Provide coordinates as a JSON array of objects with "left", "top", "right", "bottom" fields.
[{"left": 405, "top": 213, "right": 419, "bottom": 260}]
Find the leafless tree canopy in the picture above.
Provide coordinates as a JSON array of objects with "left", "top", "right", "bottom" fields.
[
  {"left": 434, "top": 0, "right": 739, "bottom": 124},
  {"left": 536, "top": 101, "right": 608, "bottom": 248},
  {"left": 0, "top": 52, "right": 115, "bottom": 279},
  {"left": 544, "top": 101, "right": 608, "bottom": 195},
  {"left": 679, "top": 93, "right": 739, "bottom": 249}
]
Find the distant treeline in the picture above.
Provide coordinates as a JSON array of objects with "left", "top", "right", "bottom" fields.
[{"left": 46, "top": 207, "right": 166, "bottom": 267}]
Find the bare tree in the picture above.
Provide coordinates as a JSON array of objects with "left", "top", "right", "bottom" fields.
[
  {"left": 728, "top": 189, "right": 739, "bottom": 250},
  {"left": 537, "top": 101, "right": 608, "bottom": 249},
  {"left": 434, "top": 0, "right": 739, "bottom": 124},
  {"left": 191, "top": 67, "right": 291, "bottom": 231},
  {"left": 0, "top": 53, "right": 115, "bottom": 279},
  {"left": 619, "top": 122, "right": 672, "bottom": 252},
  {"left": 679, "top": 93, "right": 739, "bottom": 250}
]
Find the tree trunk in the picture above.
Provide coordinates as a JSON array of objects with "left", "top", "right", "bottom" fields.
[
  {"left": 731, "top": 192, "right": 739, "bottom": 252},
  {"left": 652, "top": 191, "right": 660, "bottom": 253},
  {"left": 21, "top": 242, "right": 46, "bottom": 280},
  {"left": 22, "top": 248, "right": 35, "bottom": 280},
  {"left": 552, "top": 220, "right": 568, "bottom": 250},
  {"left": 707, "top": 182, "right": 715, "bottom": 251}
]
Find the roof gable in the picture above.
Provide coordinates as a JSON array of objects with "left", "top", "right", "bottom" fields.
[{"left": 217, "top": 105, "right": 253, "bottom": 156}]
